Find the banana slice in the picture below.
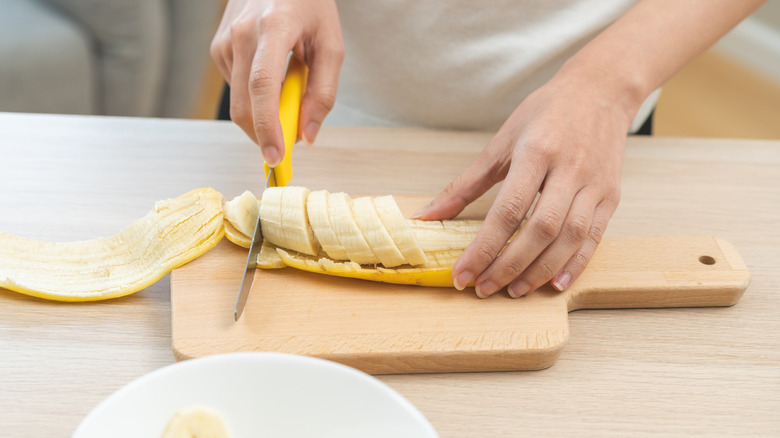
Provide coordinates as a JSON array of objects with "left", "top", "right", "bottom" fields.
[
  {"left": 160, "top": 406, "right": 231, "bottom": 438},
  {"left": 222, "top": 190, "right": 259, "bottom": 238},
  {"left": 351, "top": 196, "right": 406, "bottom": 267},
  {"left": 372, "top": 196, "right": 427, "bottom": 266},
  {"left": 0, "top": 188, "right": 224, "bottom": 301},
  {"left": 258, "top": 186, "right": 285, "bottom": 250},
  {"left": 279, "top": 186, "right": 320, "bottom": 256},
  {"left": 327, "top": 192, "right": 378, "bottom": 265},
  {"left": 306, "top": 190, "right": 349, "bottom": 260}
]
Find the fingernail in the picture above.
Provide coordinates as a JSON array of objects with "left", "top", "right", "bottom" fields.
[
  {"left": 303, "top": 122, "right": 320, "bottom": 146},
  {"left": 475, "top": 280, "right": 498, "bottom": 298},
  {"left": 452, "top": 270, "right": 474, "bottom": 291},
  {"left": 412, "top": 204, "right": 433, "bottom": 219},
  {"left": 263, "top": 146, "right": 281, "bottom": 167},
  {"left": 508, "top": 280, "right": 531, "bottom": 298},
  {"left": 551, "top": 270, "right": 572, "bottom": 291}
]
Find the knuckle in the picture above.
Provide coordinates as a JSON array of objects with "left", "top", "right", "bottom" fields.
[
  {"left": 209, "top": 40, "right": 222, "bottom": 60},
  {"left": 588, "top": 222, "right": 606, "bottom": 244},
  {"left": 534, "top": 260, "right": 556, "bottom": 280},
  {"left": 565, "top": 214, "right": 590, "bottom": 242},
  {"left": 229, "top": 104, "right": 250, "bottom": 126},
  {"left": 311, "top": 86, "right": 338, "bottom": 112},
  {"left": 252, "top": 110, "right": 275, "bottom": 133},
  {"left": 258, "top": 9, "right": 290, "bottom": 31},
  {"left": 248, "top": 68, "right": 276, "bottom": 94},
  {"left": 530, "top": 209, "right": 563, "bottom": 241},
  {"left": 605, "top": 186, "right": 621, "bottom": 207},
  {"left": 229, "top": 18, "right": 254, "bottom": 38},
  {"left": 499, "top": 258, "right": 526, "bottom": 280},
  {"left": 473, "top": 243, "right": 499, "bottom": 265},
  {"left": 494, "top": 195, "right": 527, "bottom": 229},
  {"left": 321, "top": 42, "right": 346, "bottom": 63},
  {"left": 570, "top": 248, "right": 591, "bottom": 270}
]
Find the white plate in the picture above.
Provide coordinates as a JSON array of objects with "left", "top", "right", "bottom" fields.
[{"left": 73, "top": 352, "right": 438, "bottom": 438}]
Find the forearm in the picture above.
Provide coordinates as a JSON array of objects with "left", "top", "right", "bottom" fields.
[{"left": 555, "top": 0, "right": 766, "bottom": 119}]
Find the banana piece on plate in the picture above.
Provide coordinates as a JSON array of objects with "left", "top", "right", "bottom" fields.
[
  {"left": 0, "top": 187, "right": 224, "bottom": 301},
  {"left": 160, "top": 406, "right": 231, "bottom": 438},
  {"left": 222, "top": 187, "right": 482, "bottom": 287}
]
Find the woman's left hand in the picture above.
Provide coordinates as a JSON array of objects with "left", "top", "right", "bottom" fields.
[{"left": 413, "top": 70, "right": 637, "bottom": 298}]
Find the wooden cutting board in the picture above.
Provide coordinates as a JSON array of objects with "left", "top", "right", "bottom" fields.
[{"left": 170, "top": 196, "right": 750, "bottom": 374}]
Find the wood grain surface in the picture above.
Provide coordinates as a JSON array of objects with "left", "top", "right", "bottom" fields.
[
  {"left": 1, "top": 113, "right": 779, "bottom": 437},
  {"left": 172, "top": 195, "right": 749, "bottom": 373}
]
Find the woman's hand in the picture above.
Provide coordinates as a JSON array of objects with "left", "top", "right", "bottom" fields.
[
  {"left": 210, "top": 0, "right": 344, "bottom": 164},
  {"left": 414, "top": 68, "right": 636, "bottom": 298}
]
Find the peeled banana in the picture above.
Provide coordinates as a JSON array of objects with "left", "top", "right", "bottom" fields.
[
  {"left": 223, "top": 187, "right": 481, "bottom": 287},
  {"left": 0, "top": 188, "right": 224, "bottom": 301}
]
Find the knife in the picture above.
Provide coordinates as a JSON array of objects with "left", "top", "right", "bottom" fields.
[{"left": 235, "top": 56, "right": 308, "bottom": 321}]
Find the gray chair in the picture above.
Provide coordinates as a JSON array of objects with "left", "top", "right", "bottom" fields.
[{"left": 0, "top": 0, "right": 222, "bottom": 118}]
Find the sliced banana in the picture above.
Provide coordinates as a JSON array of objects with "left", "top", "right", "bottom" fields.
[
  {"left": 372, "top": 195, "right": 427, "bottom": 266},
  {"left": 222, "top": 190, "right": 259, "bottom": 238},
  {"left": 258, "top": 186, "right": 285, "bottom": 251},
  {"left": 351, "top": 196, "right": 407, "bottom": 267},
  {"left": 306, "top": 190, "right": 349, "bottom": 260},
  {"left": 222, "top": 187, "right": 485, "bottom": 284},
  {"left": 160, "top": 406, "right": 231, "bottom": 438},
  {"left": 279, "top": 186, "right": 320, "bottom": 256},
  {"left": 408, "top": 219, "right": 481, "bottom": 252},
  {"left": 327, "top": 192, "right": 378, "bottom": 265}
]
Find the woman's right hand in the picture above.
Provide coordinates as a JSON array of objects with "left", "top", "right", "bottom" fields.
[{"left": 210, "top": 0, "right": 344, "bottom": 165}]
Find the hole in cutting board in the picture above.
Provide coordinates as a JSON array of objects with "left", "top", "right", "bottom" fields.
[{"left": 698, "top": 255, "right": 716, "bottom": 265}]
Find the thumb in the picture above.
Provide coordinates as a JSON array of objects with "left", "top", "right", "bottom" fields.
[{"left": 413, "top": 154, "right": 507, "bottom": 220}]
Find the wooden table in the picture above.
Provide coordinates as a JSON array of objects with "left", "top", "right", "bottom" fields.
[{"left": 1, "top": 112, "right": 778, "bottom": 437}]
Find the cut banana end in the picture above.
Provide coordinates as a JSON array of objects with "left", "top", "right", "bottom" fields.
[
  {"left": 222, "top": 190, "right": 259, "bottom": 238},
  {"left": 160, "top": 406, "right": 231, "bottom": 438},
  {"left": 0, "top": 188, "right": 224, "bottom": 301}
]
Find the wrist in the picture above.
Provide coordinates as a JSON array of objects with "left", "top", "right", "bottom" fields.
[{"left": 552, "top": 54, "right": 650, "bottom": 129}]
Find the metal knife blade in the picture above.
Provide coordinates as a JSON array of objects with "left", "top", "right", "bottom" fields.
[{"left": 234, "top": 171, "right": 274, "bottom": 321}]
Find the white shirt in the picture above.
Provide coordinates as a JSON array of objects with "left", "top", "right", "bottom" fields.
[{"left": 329, "top": 0, "right": 657, "bottom": 133}]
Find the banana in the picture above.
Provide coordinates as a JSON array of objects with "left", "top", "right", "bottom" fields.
[
  {"left": 280, "top": 186, "right": 320, "bottom": 256},
  {"left": 351, "top": 196, "right": 407, "bottom": 267},
  {"left": 222, "top": 190, "right": 259, "bottom": 238},
  {"left": 327, "top": 192, "right": 378, "bottom": 265},
  {"left": 160, "top": 406, "right": 231, "bottom": 438},
  {"left": 372, "top": 195, "right": 427, "bottom": 266},
  {"left": 261, "top": 186, "right": 320, "bottom": 256},
  {"left": 257, "top": 185, "right": 285, "bottom": 251},
  {"left": 306, "top": 190, "right": 349, "bottom": 260},
  {"left": 0, "top": 188, "right": 224, "bottom": 301},
  {"left": 221, "top": 187, "right": 485, "bottom": 287},
  {"left": 407, "top": 219, "right": 481, "bottom": 252}
]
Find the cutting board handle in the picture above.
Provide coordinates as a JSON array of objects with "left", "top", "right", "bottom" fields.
[{"left": 565, "top": 236, "right": 750, "bottom": 311}]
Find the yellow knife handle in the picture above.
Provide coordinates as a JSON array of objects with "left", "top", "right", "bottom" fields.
[{"left": 264, "top": 56, "right": 308, "bottom": 187}]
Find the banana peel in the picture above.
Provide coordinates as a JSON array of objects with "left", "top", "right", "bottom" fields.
[{"left": 0, "top": 188, "right": 224, "bottom": 301}]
